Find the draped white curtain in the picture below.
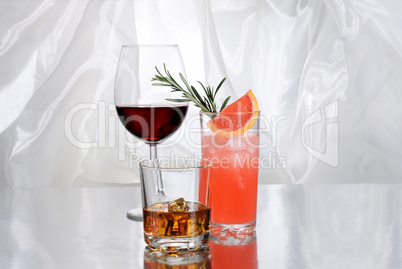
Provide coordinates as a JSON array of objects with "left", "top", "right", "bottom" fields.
[{"left": 1, "top": 0, "right": 402, "bottom": 187}]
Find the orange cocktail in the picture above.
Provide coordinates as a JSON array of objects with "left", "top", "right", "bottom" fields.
[{"left": 201, "top": 133, "right": 259, "bottom": 225}]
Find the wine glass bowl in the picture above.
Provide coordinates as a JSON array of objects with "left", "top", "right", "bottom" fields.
[{"left": 114, "top": 45, "right": 188, "bottom": 155}]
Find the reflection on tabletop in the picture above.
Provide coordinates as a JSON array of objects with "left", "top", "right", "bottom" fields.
[
  {"left": 143, "top": 236, "right": 258, "bottom": 269},
  {"left": 209, "top": 237, "right": 258, "bottom": 269}
]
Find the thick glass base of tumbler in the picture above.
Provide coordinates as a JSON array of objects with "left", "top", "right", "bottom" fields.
[
  {"left": 144, "top": 233, "right": 210, "bottom": 253},
  {"left": 210, "top": 221, "right": 256, "bottom": 244},
  {"left": 144, "top": 244, "right": 210, "bottom": 266},
  {"left": 127, "top": 208, "right": 143, "bottom": 221}
]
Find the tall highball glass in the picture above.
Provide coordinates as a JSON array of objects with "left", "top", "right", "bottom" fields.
[{"left": 200, "top": 111, "right": 260, "bottom": 242}]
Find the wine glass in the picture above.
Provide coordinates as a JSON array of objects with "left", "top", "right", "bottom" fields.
[{"left": 114, "top": 45, "right": 188, "bottom": 221}]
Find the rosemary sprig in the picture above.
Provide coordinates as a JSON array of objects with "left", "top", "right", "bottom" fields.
[{"left": 151, "top": 64, "right": 230, "bottom": 113}]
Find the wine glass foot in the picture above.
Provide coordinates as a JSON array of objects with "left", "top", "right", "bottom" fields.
[{"left": 127, "top": 208, "right": 143, "bottom": 221}]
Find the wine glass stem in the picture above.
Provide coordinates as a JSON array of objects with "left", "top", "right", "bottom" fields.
[
  {"left": 149, "top": 144, "right": 158, "bottom": 160},
  {"left": 149, "top": 144, "right": 165, "bottom": 196}
]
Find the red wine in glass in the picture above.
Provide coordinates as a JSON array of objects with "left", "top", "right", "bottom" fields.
[{"left": 116, "top": 104, "right": 188, "bottom": 144}]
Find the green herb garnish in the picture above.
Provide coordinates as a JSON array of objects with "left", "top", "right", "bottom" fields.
[{"left": 151, "top": 64, "right": 230, "bottom": 113}]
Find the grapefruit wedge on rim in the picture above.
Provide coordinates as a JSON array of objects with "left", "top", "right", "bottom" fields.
[{"left": 207, "top": 90, "right": 259, "bottom": 137}]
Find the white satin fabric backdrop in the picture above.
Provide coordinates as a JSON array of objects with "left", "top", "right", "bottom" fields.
[{"left": 1, "top": 0, "right": 402, "bottom": 187}]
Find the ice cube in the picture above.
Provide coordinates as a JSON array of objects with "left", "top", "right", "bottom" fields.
[{"left": 168, "top": 197, "right": 189, "bottom": 212}]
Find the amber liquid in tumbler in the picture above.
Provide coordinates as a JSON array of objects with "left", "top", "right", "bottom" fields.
[{"left": 143, "top": 201, "right": 210, "bottom": 239}]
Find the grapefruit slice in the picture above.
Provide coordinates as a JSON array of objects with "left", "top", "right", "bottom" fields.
[{"left": 207, "top": 90, "right": 259, "bottom": 137}]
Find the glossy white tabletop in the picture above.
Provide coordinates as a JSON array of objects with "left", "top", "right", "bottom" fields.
[{"left": 1, "top": 185, "right": 401, "bottom": 268}]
